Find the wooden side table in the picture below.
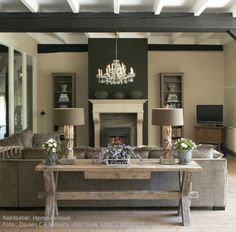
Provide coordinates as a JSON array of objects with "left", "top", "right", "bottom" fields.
[
  {"left": 194, "top": 125, "right": 225, "bottom": 151},
  {"left": 35, "top": 159, "right": 202, "bottom": 227}
]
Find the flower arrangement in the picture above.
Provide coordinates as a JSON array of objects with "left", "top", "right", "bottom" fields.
[
  {"left": 42, "top": 138, "right": 60, "bottom": 153},
  {"left": 174, "top": 138, "right": 197, "bottom": 151},
  {"left": 104, "top": 144, "right": 135, "bottom": 160},
  {"left": 96, "top": 144, "right": 142, "bottom": 165}
]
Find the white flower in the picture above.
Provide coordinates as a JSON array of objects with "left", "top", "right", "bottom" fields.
[
  {"left": 52, "top": 148, "right": 56, "bottom": 153},
  {"left": 181, "top": 143, "right": 188, "bottom": 148}
]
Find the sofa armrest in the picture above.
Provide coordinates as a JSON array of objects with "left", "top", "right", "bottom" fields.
[
  {"left": 192, "top": 158, "right": 228, "bottom": 208},
  {"left": 0, "top": 146, "right": 23, "bottom": 159}
]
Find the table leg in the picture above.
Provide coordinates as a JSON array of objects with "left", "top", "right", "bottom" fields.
[
  {"left": 43, "top": 170, "right": 57, "bottom": 227},
  {"left": 54, "top": 172, "right": 59, "bottom": 217},
  {"left": 177, "top": 171, "right": 182, "bottom": 216},
  {"left": 180, "top": 171, "right": 192, "bottom": 226}
]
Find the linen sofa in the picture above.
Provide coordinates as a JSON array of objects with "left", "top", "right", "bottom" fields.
[{"left": 0, "top": 132, "right": 227, "bottom": 210}]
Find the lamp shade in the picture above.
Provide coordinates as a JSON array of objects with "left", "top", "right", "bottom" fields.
[
  {"left": 53, "top": 108, "right": 85, "bottom": 126},
  {"left": 152, "top": 108, "right": 184, "bottom": 126}
]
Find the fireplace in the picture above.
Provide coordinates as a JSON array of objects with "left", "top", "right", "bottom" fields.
[
  {"left": 89, "top": 99, "right": 147, "bottom": 147},
  {"left": 100, "top": 127, "right": 131, "bottom": 147}
]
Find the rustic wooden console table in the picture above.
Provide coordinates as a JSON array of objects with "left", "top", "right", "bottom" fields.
[{"left": 35, "top": 159, "right": 202, "bottom": 227}]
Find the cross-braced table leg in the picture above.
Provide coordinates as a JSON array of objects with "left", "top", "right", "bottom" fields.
[
  {"left": 180, "top": 171, "right": 192, "bottom": 226},
  {"left": 43, "top": 170, "right": 58, "bottom": 227},
  {"left": 178, "top": 171, "right": 182, "bottom": 216}
]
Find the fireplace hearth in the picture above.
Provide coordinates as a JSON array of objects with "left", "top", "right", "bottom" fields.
[{"left": 101, "top": 127, "right": 131, "bottom": 147}]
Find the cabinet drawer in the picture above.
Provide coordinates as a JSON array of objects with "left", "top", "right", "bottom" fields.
[
  {"left": 195, "top": 127, "right": 224, "bottom": 144},
  {"left": 84, "top": 171, "right": 151, "bottom": 180}
]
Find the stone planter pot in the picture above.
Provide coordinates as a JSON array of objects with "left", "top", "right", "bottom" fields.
[
  {"left": 178, "top": 150, "right": 192, "bottom": 165},
  {"left": 45, "top": 152, "right": 58, "bottom": 165}
]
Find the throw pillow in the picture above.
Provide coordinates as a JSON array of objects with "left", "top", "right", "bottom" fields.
[
  {"left": 86, "top": 147, "right": 103, "bottom": 159},
  {"left": 149, "top": 147, "right": 166, "bottom": 158},
  {"left": 0, "top": 133, "right": 23, "bottom": 147},
  {"left": 133, "top": 147, "right": 150, "bottom": 159},
  {"left": 73, "top": 147, "right": 88, "bottom": 159},
  {"left": 33, "top": 133, "right": 60, "bottom": 148},
  {"left": 213, "top": 150, "right": 224, "bottom": 159},
  {"left": 18, "top": 128, "right": 33, "bottom": 147},
  {"left": 192, "top": 144, "right": 214, "bottom": 158}
]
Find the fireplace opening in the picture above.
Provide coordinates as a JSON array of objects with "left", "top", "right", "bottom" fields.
[{"left": 100, "top": 127, "right": 131, "bottom": 147}]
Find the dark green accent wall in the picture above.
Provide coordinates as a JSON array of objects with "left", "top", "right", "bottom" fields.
[{"left": 88, "top": 38, "right": 148, "bottom": 146}]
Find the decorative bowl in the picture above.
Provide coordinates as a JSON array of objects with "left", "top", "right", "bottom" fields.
[
  {"left": 129, "top": 90, "right": 143, "bottom": 99},
  {"left": 94, "top": 91, "right": 109, "bottom": 99},
  {"left": 113, "top": 92, "right": 125, "bottom": 99}
]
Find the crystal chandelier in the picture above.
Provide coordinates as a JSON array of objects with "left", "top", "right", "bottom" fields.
[{"left": 96, "top": 33, "right": 135, "bottom": 85}]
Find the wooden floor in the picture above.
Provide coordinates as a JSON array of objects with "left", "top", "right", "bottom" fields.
[{"left": 1, "top": 155, "right": 236, "bottom": 232}]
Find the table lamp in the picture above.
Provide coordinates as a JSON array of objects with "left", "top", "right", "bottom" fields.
[
  {"left": 152, "top": 108, "right": 184, "bottom": 164},
  {"left": 54, "top": 108, "right": 85, "bottom": 159}
]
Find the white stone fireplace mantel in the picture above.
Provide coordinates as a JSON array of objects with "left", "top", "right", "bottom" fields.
[{"left": 89, "top": 99, "right": 147, "bottom": 147}]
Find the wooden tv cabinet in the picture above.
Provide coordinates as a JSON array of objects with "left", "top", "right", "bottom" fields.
[{"left": 194, "top": 125, "right": 225, "bottom": 151}]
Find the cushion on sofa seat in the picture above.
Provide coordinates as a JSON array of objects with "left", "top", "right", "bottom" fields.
[{"left": 192, "top": 144, "right": 214, "bottom": 158}]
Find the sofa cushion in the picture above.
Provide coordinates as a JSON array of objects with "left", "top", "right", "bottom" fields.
[
  {"left": 86, "top": 147, "right": 103, "bottom": 159},
  {"left": 192, "top": 144, "right": 214, "bottom": 158},
  {"left": 18, "top": 129, "right": 33, "bottom": 147},
  {"left": 213, "top": 150, "right": 224, "bottom": 159},
  {"left": 33, "top": 133, "right": 60, "bottom": 148},
  {"left": 133, "top": 147, "right": 150, "bottom": 159},
  {"left": 0, "top": 133, "right": 24, "bottom": 147},
  {"left": 73, "top": 147, "right": 88, "bottom": 159},
  {"left": 148, "top": 147, "right": 166, "bottom": 158}
]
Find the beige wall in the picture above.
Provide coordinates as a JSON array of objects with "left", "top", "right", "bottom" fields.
[
  {"left": 148, "top": 51, "right": 224, "bottom": 146},
  {"left": 37, "top": 50, "right": 224, "bottom": 147},
  {"left": 37, "top": 52, "right": 89, "bottom": 146},
  {"left": 224, "top": 41, "right": 236, "bottom": 128}
]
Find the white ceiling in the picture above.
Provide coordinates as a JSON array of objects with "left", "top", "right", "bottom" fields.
[{"left": 1, "top": 0, "right": 236, "bottom": 44}]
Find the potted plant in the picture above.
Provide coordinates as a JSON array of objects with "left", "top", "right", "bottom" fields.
[
  {"left": 42, "top": 138, "right": 61, "bottom": 165},
  {"left": 97, "top": 144, "right": 141, "bottom": 165},
  {"left": 174, "top": 138, "right": 197, "bottom": 164}
]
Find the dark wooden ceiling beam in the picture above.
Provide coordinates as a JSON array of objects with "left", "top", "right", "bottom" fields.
[
  {"left": 0, "top": 12, "right": 236, "bottom": 35},
  {"left": 228, "top": 29, "right": 236, "bottom": 40}
]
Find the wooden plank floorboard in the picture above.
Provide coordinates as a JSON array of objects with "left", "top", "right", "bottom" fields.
[{"left": 1, "top": 154, "right": 236, "bottom": 231}]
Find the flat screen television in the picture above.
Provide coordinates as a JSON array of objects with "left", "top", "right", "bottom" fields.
[{"left": 196, "top": 105, "right": 224, "bottom": 126}]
